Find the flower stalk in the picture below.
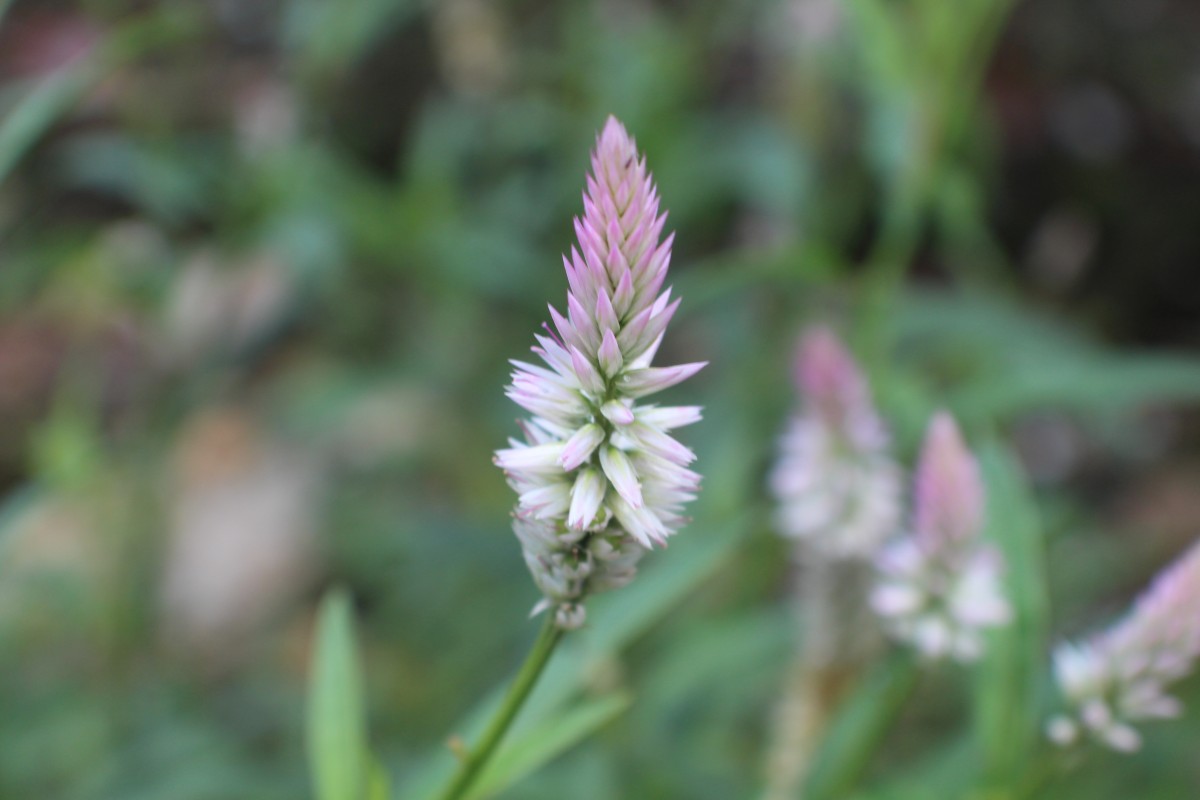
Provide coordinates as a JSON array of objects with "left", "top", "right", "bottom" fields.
[{"left": 434, "top": 616, "right": 562, "bottom": 800}]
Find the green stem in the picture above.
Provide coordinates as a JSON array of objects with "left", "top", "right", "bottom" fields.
[{"left": 434, "top": 616, "right": 563, "bottom": 800}]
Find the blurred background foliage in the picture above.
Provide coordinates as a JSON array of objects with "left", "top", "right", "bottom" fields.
[{"left": 2, "top": 0, "right": 1200, "bottom": 797}]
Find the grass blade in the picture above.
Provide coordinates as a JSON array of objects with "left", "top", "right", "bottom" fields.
[{"left": 307, "top": 588, "right": 369, "bottom": 800}]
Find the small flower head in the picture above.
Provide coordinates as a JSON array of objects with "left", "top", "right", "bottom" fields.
[
  {"left": 496, "top": 116, "right": 703, "bottom": 629},
  {"left": 770, "top": 326, "right": 901, "bottom": 558},
  {"left": 871, "top": 412, "right": 1011, "bottom": 662},
  {"left": 1047, "top": 539, "right": 1200, "bottom": 753}
]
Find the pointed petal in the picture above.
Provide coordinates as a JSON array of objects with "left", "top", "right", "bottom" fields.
[
  {"left": 548, "top": 304, "right": 586, "bottom": 353},
  {"left": 628, "top": 423, "right": 696, "bottom": 464},
  {"left": 597, "top": 329, "right": 623, "bottom": 377},
  {"left": 637, "top": 405, "right": 702, "bottom": 430},
  {"left": 599, "top": 446, "right": 643, "bottom": 508},
  {"left": 519, "top": 482, "right": 572, "bottom": 519},
  {"left": 619, "top": 362, "right": 706, "bottom": 399},
  {"left": 595, "top": 288, "right": 620, "bottom": 335},
  {"left": 601, "top": 399, "right": 635, "bottom": 425},
  {"left": 566, "top": 292, "right": 599, "bottom": 351},
  {"left": 568, "top": 467, "right": 606, "bottom": 529},
  {"left": 612, "top": 268, "right": 635, "bottom": 318},
  {"left": 609, "top": 494, "right": 667, "bottom": 547},
  {"left": 569, "top": 346, "right": 605, "bottom": 395},
  {"left": 559, "top": 424, "right": 605, "bottom": 471},
  {"left": 496, "top": 442, "right": 567, "bottom": 472}
]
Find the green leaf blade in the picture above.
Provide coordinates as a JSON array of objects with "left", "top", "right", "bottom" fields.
[
  {"left": 972, "top": 441, "right": 1050, "bottom": 789},
  {"left": 307, "top": 588, "right": 369, "bottom": 800}
]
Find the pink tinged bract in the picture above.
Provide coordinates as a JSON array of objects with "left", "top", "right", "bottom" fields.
[
  {"left": 519, "top": 483, "right": 571, "bottom": 520},
  {"left": 569, "top": 346, "right": 605, "bottom": 396},
  {"left": 598, "top": 329, "right": 623, "bottom": 377},
  {"left": 636, "top": 405, "right": 703, "bottom": 430},
  {"left": 559, "top": 423, "right": 605, "bottom": 471},
  {"left": 496, "top": 442, "right": 567, "bottom": 472},
  {"left": 619, "top": 362, "right": 707, "bottom": 399},
  {"left": 568, "top": 468, "right": 606, "bottom": 530},
  {"left": 599, "top": 446, "right": 643, "bottom": 508},
  {"left": 601, "top": 399, "right": 635, "bottom": 426}
]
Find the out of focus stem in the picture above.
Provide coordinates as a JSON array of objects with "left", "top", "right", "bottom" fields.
[
  {"left": 763, "top": 658, "right": 858, "bottom": 800},
  {"left": 434, "top": 616, "right": 563, "bottom": 800},
  {"left": 764, "top": 555, "right": 881, "bottom": 800},
  {"left": 803, "top": 650, "right": 922, "bottom": 800}
]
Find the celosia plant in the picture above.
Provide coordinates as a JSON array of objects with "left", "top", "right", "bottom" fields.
[
  {"left": 871, "top": 412, "right": 1011, "bottom": 661},
  {"left": 764, "top": 326, "right": 901, "bottom": 797},
  {"left": 494, "top": 116, "right": 704, "bottom": 630},
  {"left": 1047, "top": 539, "right": 1200, "bottom": 752},
  {"left": 434, "top": 116, "right": 702, "bottom": 800},
  {"left": 769, "top": 326, "right": 901, "bottom": 559}
]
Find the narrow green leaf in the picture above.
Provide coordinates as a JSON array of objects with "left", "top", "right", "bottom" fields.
[
  {"left": 0, "top": 60, "right": 97, "bottom": 187},
  {"left": 972, "top": 441, "right": 1049, "bottom": 788},
  {"left": 307, "top": 588, "right": 368, "bottom": 800},
  {"left": 952, "top": 356, "right": 1200, "bottom": 421},
  {"left": 896, "top": 291, "right": 1200, "bottom": 422},
  {"left": 804, "top": 651, "right": 922, "bottom": 800},
  {"left": 846, "top": 0, "right": 924, "bottom": 192},
  {"left": 464, "top": 692, "right": 632, "bottom": 800},
  {"left": 897, "top": 290, "right": 1092, "bottom": 363}
]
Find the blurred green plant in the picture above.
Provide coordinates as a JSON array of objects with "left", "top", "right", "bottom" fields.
[
  {"left": 307, "top": 588, "right": 374, "bottom": 800},
  {"left": 0, "top": 0, "right": 1199, "bottom": 798}
]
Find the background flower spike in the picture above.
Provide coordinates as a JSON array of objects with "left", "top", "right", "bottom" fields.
[
  {"left": 770, "top": 325, "right": 901, "bottom": 559},
  {"left": 871, "top": 411, "right": 1012, "bottom": 663},
  {"left": 1047, "top": 539, "right": 1200, "bottom": 753}
]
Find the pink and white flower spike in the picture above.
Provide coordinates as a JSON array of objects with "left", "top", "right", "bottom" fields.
[
  {"left": 495, "top": 116, "right": 704, "bottom": 630},
  {"left": 1047, "top": 539, "right": 1200, "bottom": 753},
  {"left": 770, "top": 326, "right": 901, "bottom": 558},
  {"left": 871, "top": 412, "right": 1011, "bottom": 662}
]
